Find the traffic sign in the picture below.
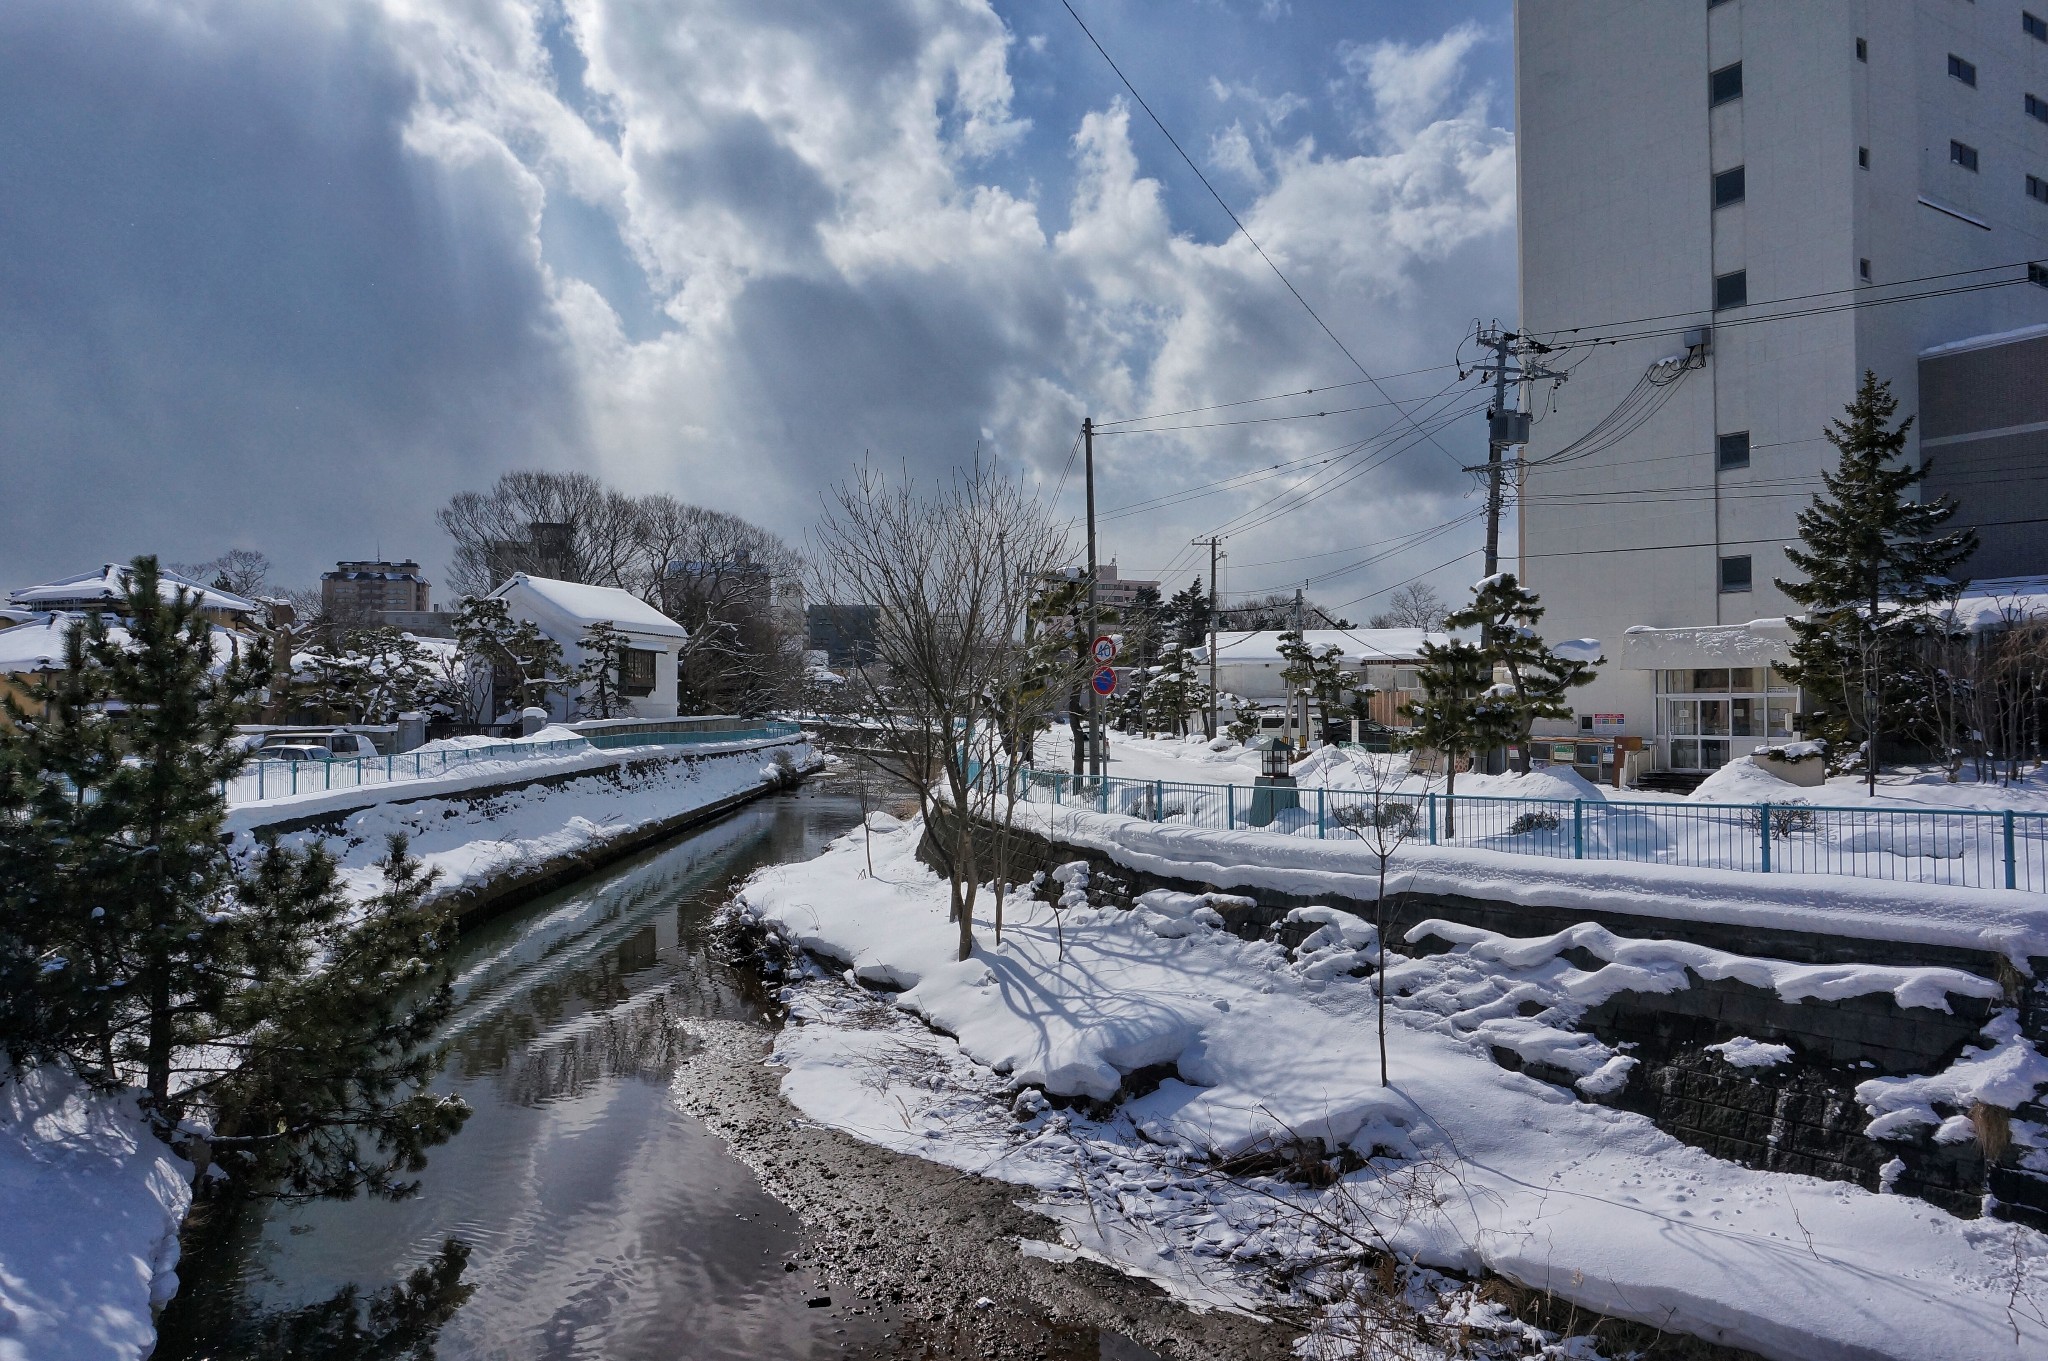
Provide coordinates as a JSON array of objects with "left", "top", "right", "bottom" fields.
[
  {"left": 1092, "top": 635, "right": 1118, "bottom": 663},
  {"left": 1091, "top": 666, "right": 1118, "bottom": 696}
]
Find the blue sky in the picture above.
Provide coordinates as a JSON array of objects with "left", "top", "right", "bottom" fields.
[{"left": 0, "top": 0, "right": 1521, "bottom": 613}]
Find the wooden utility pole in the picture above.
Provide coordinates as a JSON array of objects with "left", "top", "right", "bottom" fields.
[
  {"left": 1202, "top": 537, "right": 1221, "bottom": 738},
  {"left": 1468, "top": 325, "right": 1564, "bottom": 577}
]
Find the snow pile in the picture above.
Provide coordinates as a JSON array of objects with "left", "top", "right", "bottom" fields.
[
  {"left": 1409, "top": 919, "right": 2002, "bottom": 1013},
  {"left": 1457, "top": 764, "right": 1609, "bottom": 803},
  {"left": 1856, "top": 1012, "right": 2048, "bottom": 1140},
  {"left": 1707, "top": 1037, "right": 1796, "bottom": 1069},
  {"left": 411, "top": 724, "right": 589, "bottom": 755},
  {"left": 741, "top": 817, "right": 2048, "bottom": 1360},
  {"left": 0, "top": 1068, "right": 192, "bottom": 1361},
  {"left": 1689, "top": 758, "right": 1807, "bottom": 804}
]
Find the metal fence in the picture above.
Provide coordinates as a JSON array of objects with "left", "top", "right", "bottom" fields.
[
  {"left": 982, "top": 763, "right": 2048, "bottom": 893},
  {"left": 222, "top": 722, "right": 805, "bottom": 806}
]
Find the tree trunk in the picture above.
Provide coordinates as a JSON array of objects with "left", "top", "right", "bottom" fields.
[
  {"left": 1375, "top": 860, "right": 1390, "bottom": 1087},
  {"left": 1442, "top": 756, "right": 1458, "bottom": 839}
]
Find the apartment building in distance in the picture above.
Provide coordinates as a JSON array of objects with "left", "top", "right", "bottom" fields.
[{"left": 1514, "top": 0, "right": 2048, "bottom": 777}]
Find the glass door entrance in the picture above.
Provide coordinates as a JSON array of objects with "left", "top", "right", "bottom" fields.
[{"left": 1657, "top": 668, "right": 1800, "bottom": 772}]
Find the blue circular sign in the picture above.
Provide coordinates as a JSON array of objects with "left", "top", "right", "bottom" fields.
[{"left": 1091, "top": 666, "right": 1117, "bottom": 696}]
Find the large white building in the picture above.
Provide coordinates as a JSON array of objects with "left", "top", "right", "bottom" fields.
[{"left": 1514, "top": 0, "right": 2048, "bottom": 777}]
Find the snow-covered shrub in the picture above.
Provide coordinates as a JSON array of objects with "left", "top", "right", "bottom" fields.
[{"left": 1507, "top": 809, "right": 1561, "bottom": 836}]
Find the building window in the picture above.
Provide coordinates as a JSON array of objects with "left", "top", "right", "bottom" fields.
[
  {"left": 1719, "top": 555, "right": 1753, "bottom": 593},
  {"left": 2028, "top": 93, "right": 2048, "bottom": 124},
  {"left": 1714, "top": 269, "right": 1748, "bottom": 310},
  {"left": 1710, "top": 62, "right": 1743, "bottom": 106},
  {"left": 1859, "top": 256, "right": 1873, "bottom": 280},
  {"left": 1951, "top": 140, "right": 1980, "bottom": 172},
  {"left": 2033, "top": 262, "right": 2048, "bottom": 288},
  {"left": 1717, "top": 430, "right": 1751, "bottom": 469},
  {"left": 2028, "top": 11, "right": 2048, "bottom": 41},
  {"left": 2030, "top": 176, "right": 2048, "bottom": 204},
  {"left": 1855, "top": 37, "right": 1868, "bottom": 61},
  {"left": 1713, "top": 165, "right": 1746, "bottom": 207},
  {"left": 618, "top": 647, "right": 657, "bottom": 697},
  {"left": 1948, "top": 54, "right": 1977, "bottom": 87}
]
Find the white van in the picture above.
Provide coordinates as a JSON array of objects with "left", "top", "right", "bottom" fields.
[{"left": 255, "top": 729, "right": 379, "bottom": 761}]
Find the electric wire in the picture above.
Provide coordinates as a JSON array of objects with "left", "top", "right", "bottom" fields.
[{"left": 1091, "top": 362, "right": 1462, "bottom": 428}]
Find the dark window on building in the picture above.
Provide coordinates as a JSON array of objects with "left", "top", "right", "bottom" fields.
[
  {"left": 1710, "top": 62, "right": 1743, "bottom": 106},
  {"left": 1856, "top": 37, "right": 1868, "bottom": 61},
  {"left": 1948, "top": 54, "right": 1977, "bottom": 87},
  {"left": 1714, "top": 270, "right": 1748, "bottom": 310},
  {"left": 2028, "top": 93, "right": 2048, "bottom": 124},
  {"left": 618, "top": 647, "right": 657, "bottom": 697},
  {"left": 1713, "top": 165, "right": 1746, "bottom": 207},
  {"left": 1859, "top": 257, "right": 1872, "bottom": 280},
  {"left": 1708, "top": 0, "right": 1730, "bottom": 7},
  {"left": 1720, "top": 555, "right": 1754, "bottom": 593},
  {"left": 1951, "top": 140, "right": 1980, "bottom": 172},
  {"left": 1717, "top": 430, "right": 1752, "bottom": 469},
  {"left": 1858, "top": 145, "right": 1870, "bottom": 169},
  {"left": 2030, "top": 175, "right": 2048, "bottom": 204},
  {"left": 2032, "top": 262, "right": 2048, "bottom": 287},
  {"left": 2027, "top": 12, "right": 2048, "bottom": 41}
]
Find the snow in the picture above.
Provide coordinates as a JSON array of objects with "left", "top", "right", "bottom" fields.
[
  {"left": 1688, "top": 757, "right": 1806, "bottom": 803},
  {"left": 739, "top": 818, "right": 2048, "bottom": 1360},
  {"left": 0, "top": 1068, "right": 192, "bottom": 1361},
  {"left": 1919, "top": 321, "right": 2048, "bottom": 357},
  {"left": 1706, "top": 1037, "right": 1796, "bottom": 1069},
  {"left": 486, "top": 574, "right": 687, "bottom": 638},
  {"left": 7, "top": 563, "right": 257, "bottom": 616},
  {"left": 1618, "top": 620, "right": 1794, "bottom": 669},
  {"left": 1552, "top": 637, "right": 1604, "bottom": 662},
  {"left": 242, "top": 741, "right": 821, "bottom": 904},
  {"left": 1194, "top": 628, "right": 1445, "bottom": 666},
  {"left": 1856, "top": 1012, "right": 2048, "bottom": 1141}
]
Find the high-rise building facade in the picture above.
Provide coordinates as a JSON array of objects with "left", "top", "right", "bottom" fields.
[{"left": 1514, "top": 0, "right": 2048, "bottom": 775}]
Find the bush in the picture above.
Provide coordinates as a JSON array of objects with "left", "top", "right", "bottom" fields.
[{"left": 1507, "top": 809, "right": 1562, "bottom": 835}]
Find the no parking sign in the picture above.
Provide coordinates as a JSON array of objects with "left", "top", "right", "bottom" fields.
[{"left": 1091, "top": 666, "right": 1117, "bottom": 696}]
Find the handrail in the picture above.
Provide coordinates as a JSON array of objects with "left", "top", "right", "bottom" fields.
[{"left": 975, "top": 759, "right": 2047, "bottom": 894}]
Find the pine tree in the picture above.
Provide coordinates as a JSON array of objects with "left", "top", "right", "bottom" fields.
[
  {"left": 1777, "top": 372, "right": 1977, "bottom": 795},
  {"left": 451, "top": 597, "right": 564, "bottom": 720},
  {"left": 1445, "top": 574, "right": 1602, "bottom": 773},
  {"left": 0, "top": 558, "right": 467, "bottom": 1196},
  {"left": 574, "top": 620, "right": 632, "bottom": 720},
  {"left": 1277, "top": 628, "right": 1367, "bottom": 741},
  {"left": 1161, "top": 578, "right": 1213, "bottom": 651},
  {"left": 1402, "top": 637, "right": 1513, "bottom": 837}
]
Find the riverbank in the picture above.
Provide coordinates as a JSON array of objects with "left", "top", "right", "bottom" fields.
[{"left": 734, "top": 812, "right": 2048, "bottom": 1361}]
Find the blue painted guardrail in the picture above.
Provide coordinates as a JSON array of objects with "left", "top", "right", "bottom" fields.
[{"left": 977, "top": 761, "right": 2047, "bottom": 893}]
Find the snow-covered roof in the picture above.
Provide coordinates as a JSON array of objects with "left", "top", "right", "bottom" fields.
[
  {"left": 1197, "top": 629, "right": 1445, "bottom": 666},
  {"left": 8, "top": 564, "right": 259, "bottom": 616},
  {"left": 1919, "top": 322, "right": 2048, "bottom": 359},
  {"left": 1619, "top": 619, "right": 1794, "bottom": 670},
  {"left": 0, "top": 615, "right": 249, "bottom": 674},
  {"left": 488, "top": 574, "right": 689, "bottom": 640},
  {"left": 1936, "top": 576, "right": 2048, "bottom": 633}
]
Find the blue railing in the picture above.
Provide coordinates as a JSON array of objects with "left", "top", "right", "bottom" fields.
[
  {"left": 979, "top": 762, "right": 2048, "bottom": 893},
  {"left": 223, "top": 722, "right": 804, "bottom": 805}
]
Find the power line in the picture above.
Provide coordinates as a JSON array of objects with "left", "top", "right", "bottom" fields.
[
  {"left": 1059, "top": 0, "right": 1464, "bottom": 469},
  {"left": 1094, "top": 387, "right": 1470, "bottom": 436},
  {"left": 1092, "top": 362, "right": 1462, "bottom": 428}
]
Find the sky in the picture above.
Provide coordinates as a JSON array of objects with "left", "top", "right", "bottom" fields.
[{"left": 0, "top": 0, "right": 1519, "bottom": 617}]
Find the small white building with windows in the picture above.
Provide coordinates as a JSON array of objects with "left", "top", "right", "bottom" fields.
[{"left": 487, "top": 574, "right": 688, "bottom": 721}]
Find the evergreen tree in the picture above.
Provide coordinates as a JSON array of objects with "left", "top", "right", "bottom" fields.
[
  {"left": 1161, "top": 578, "right": 1213, "bottom": 651},
  {"left": 1776, "top": 372, "right": 1977, "bottom": 795},
  {"left": 1142, "top": 645, "right": 1211, "bottom": 737},
  {"left": 1445, "top": 574, "right": 1602, "bottom": 773},
  {"left": 0, "top": 558, "right": 467, "bottom": 1196},
  {"left": 1277, "top": 628, "right": 1368, "bottom": 741},
  {"left": 450, "top": 597, "right": 564, "bottom": 719},
  {"left": 574, "top": 620, "right": 632, "bottom": 720},
  {"left": 1401, "top": 637, "right": 1513, "bottom": 837}
]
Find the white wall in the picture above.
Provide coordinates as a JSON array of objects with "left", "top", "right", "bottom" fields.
[{"left": 1514, "top": 0, "right": 2048, "bottom": 742}]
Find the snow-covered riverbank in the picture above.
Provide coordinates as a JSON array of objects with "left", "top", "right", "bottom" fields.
[
  {"left": 737, "top": 814, "right": 2048, "bottom": 1360},
  {"left": 0, "top": 1070, "right": 191, "bottom": 1361}
]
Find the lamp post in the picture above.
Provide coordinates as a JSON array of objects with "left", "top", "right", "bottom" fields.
[{"left": 1249, "top": 736, "right": 1299, "bottom": 827}]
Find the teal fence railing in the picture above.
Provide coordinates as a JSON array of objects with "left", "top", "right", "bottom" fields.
[
  {"left": 223, "top": 722, "right": 804, "bottom": 806},
  {"left": 976, "top": 762, "right": 2048, "bottom": 894}
]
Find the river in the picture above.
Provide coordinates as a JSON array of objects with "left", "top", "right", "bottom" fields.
[{"left": 157, "top": 777, "right": 1160, "bottom": 1360}]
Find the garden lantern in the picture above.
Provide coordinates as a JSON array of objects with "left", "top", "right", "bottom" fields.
[
  {"left": 1258, "top": 737, "right": 1293, "bottom": 780},
  {"left": 1250, "top": 737, "right": 1299, "bottom": 827}
]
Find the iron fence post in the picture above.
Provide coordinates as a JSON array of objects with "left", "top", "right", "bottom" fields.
[
  {"left": 1427, "top": 791, "right": 1437, "bottom": 845},
  {"left": 2005, "top": 810, "right": 2018, "bottom": 890},
  {"left": 1055, "top": 773, "right": 1064, "bottom": 805},
  {"left": 1318, "top": 787, "right": 1326, "bottom": 838},
  {"left": 1573, "top": 799, "right": 1584, "bottom": 859},
  {"left": 1154, "top": 779, "right": 1164, "bottom": 821},
  {"left": 1227, "top": 783, "right": 1235, "bottom": 830},
  {"left": 1760, "top": 803, "right": 1772, "bottom": 873},
  {"left": 1100, "top": 777, "right": 1109, "bottom": 814}
]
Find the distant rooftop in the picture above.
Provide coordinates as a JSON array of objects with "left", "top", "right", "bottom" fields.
[{"left": 9, "top": 563, "right": 259, "bottom": 616}]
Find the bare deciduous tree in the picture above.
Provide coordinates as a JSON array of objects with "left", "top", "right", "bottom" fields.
[
  {"left": 1366, "top": 581, "right": 1448, "bottom": 632},
  {"left": 810, "top": 461, "right": 1076, "bottom": 961}
]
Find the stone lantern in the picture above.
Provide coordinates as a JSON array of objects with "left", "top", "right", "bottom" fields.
[{"left": 1249, "top": 737, "right": 1299, "bottom": 827}]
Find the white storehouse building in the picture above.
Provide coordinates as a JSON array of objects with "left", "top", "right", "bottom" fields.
[
  {"left": 1514, "top": 0, "right": 2048, "bottom": 777},
  {"left": 488, "top": 574, "right": 689, "bottom": 721}
]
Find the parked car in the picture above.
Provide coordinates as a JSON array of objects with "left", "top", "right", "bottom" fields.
[{"left": 255, "top": 729, "right": 379, "bottom": 760}]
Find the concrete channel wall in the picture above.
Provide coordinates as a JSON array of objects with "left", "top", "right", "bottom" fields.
[
  {"left": 930, "top": 809, "right": 2048, "bottom": 1229},
  {"left": 242, "top": 737, "right": 814, "bottom": 927}
]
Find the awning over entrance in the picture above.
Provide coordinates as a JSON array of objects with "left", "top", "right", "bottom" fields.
[{"left": 1619, "top": 619, "right": 1795, "bottom": 671}]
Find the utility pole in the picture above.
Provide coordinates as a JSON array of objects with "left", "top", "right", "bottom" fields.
[
  {"left": 1084, "top": 416, "right": 1102, "bottom": 782},
  {"left": 1198, "top": 536, "right": 1221, "bottom": 739},
  {"left": 1293, "top": 584, "right": 1306, "bottom": 750},
  {"left": 1468, "top": 325, "right": 1566, "bottom": 578}
]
